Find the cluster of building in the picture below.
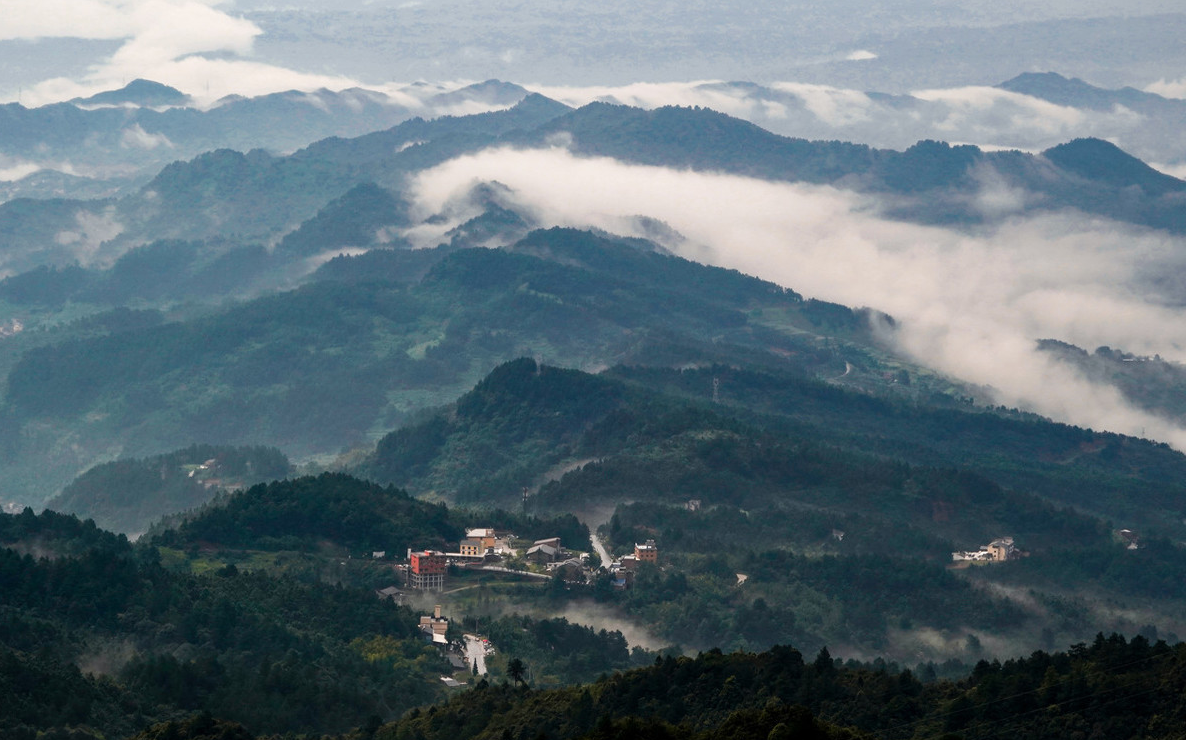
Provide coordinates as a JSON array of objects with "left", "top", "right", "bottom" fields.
[
  {"left": 383, "top": 526, "right": 665, "bottom": 598},
  {"left": 607, "top": 539, "right": 658, "bottom": 588},
  {"left": 401, "top": 528, "right": 581, "bottom": 592},
  {"left": 952, "top": 536, "right": 1018, "bottom": 563}
]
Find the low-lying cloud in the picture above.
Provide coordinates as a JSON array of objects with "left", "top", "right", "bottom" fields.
[{"left": 409, "top": 146, "right": 1186, "bottom": 449}]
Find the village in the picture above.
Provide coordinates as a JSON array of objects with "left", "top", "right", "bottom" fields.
[{"left": 372, "top": 527, "right": 661, "bottom": 687}]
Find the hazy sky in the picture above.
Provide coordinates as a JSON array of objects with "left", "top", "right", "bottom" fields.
[{"left": 2, "top": 0, "right": 1185, "bottom": 104}]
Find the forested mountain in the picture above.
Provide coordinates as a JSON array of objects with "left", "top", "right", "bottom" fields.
[
  {"left": 10, "top": 467, "right": 1186, "bottom": 739},
  {"left": 352, "top": 357, "right": 1186, "bottom": 657},
  {"left": 0, "top": 79, "right": 536, "bottom": 201},
  {"left": 108, "top": 633, "right": 1186, "bottom": 740},
  {"left": 2, "top": 90, "right": 1183, "bottom": 278},
  {"left": 0, "top": 507, "right": 450, "bottom": 739},
  {"left": 368, "top": 634, "right": 1186, "bottom": 740},
  {"left": 0, "top": 227, "right": 900, "bottom": 504},
  {"left": 46, "top": 444, "right": 291, "bottom": 535}
]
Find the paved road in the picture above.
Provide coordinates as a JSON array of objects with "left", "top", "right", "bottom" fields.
[
  {"left": 589, "top": 529, "right": 612, "bottom": 566},
  {"left": 465, "top": 634, "right": 488, "bottom": 675}
]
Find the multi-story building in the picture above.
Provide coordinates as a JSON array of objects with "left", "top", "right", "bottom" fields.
[
  {"left": 409, "top": 550, "right": 447, "bottom": 591},
  {"left": 634, "top": 539, "right": 658, "bottom": 564},
  {"left": 460, "top": 528, "right": 500, "bottom": 556}
]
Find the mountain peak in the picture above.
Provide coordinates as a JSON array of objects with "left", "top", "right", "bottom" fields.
[
  {"left": 1043, "top": 138, "right": 1186, "bottom": 195},
  {"left": 72, "top": 79, "right": 190, "bottom": 108},
  {"left": 997, "top": 71, "right": 1167, "bottom": 111}
]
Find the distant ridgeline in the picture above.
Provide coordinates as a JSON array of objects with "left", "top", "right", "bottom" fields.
[{"left": 45, "top": 444, "right": 292, "bottom": 535}]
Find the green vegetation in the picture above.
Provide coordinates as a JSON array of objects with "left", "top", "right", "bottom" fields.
[
  {"left": 463, "top": 615, "right": 655, "bottom": 688},
  {"left": 374, "top": 634, "right": 1186, "bottom": 740},
  {"left": 0, "top": 507, "right": 449, "bottom": 739},
  {"left": 48, "top": 444, "right": 291, "bottom": 535},
  {"left": 2, "top": 227, "right": 902, "bottom": 505}
]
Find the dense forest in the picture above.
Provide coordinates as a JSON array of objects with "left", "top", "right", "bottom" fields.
[{"left": 107, "top": 634, "right": 1186, "bottom": 740}]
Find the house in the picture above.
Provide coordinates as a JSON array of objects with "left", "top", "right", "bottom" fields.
[
  {"left": 952, "top": 536, "right": 1017, "bottom": 563},
  {"left": 548, "top": 558, "right": 587, "bottom": 583},
  {"left": 409, "top": 550, "right": 447, "bottom": 590},
  {"left": 634, "top": 539, "right": 658, "bottom": 564},
  {"left": 458, "top": 538, "right": 485, "bottom": 557},
  {"left": 419, "top": 604, "right": 449, "bottom": 645},
  {"left": 460, "top": 528, "right": 519, "bottom": 557},
  {"left": 466, "top": 528, "right": 499, "bottom": 552},
  {"left": 986, "top": 537, "right": 1016, "bottom": 562},
  {"left": 533, "top": 537, "right": 562, "bottom": 551},
  {"left": 525, "top": 543, "right": 561, "bottom": 564},
  {"left": 375, "top": 585, "right": 403, "bottom": 603}
]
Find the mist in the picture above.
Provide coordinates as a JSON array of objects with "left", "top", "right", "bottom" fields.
[
  {"left": 0, "top": 0, "right": 360, "bottom": 106},
  {"left": 409, "top": 145, "right": 1186, "bottom": 449},
  {"left": 524, "top": 80, "right": 1182, "bottom": 167}
]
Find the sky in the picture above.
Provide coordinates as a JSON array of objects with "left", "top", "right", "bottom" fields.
[{"left": 2, "top": 0, "right": 1186, "bottom": 106}]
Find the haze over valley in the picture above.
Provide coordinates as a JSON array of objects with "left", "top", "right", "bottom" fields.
[{"left": 3, "top": 2, "right": 1186, "bottom": 739}]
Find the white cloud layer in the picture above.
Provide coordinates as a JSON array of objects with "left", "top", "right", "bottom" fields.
[
  {"left": 409, "top": 146, "right": 1186, "bottom": 448},
  {"left": 0, "top": 161, "right": 42, "bottom": 182},
  {"left": 1146, "top": 77, "right": 1186, "bottom": 99},
  {"left": 523, "top": 80, "right": 1177, "bottom": 165},
  {"left": 1, "top": 0, "right": 360, "bottom": 106}
]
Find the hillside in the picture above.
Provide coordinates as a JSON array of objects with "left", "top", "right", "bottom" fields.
[
  {"left": 46, "top": 444, "right": 291, "bottom": 535},
  {"left": 371, "top": 635, "right": 1186, "bottom": 740},
  {"left": 353, "top": 357, "right": 1186, "bottom": 658},
  {"left": 0, "top": 507, "right": 451, "bottom": 739},
  {"left": 0, "top": 227, "right": 903, "bottom": 504}
]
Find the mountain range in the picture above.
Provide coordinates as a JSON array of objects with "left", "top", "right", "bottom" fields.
[
  {"left": 2, "top": 72, "right": 1183, "bottom": 205},
  {"left": 3, "top": 71, "right": 1186, "bottom": 739}
]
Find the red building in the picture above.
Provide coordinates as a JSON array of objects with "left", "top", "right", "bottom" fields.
[
  {"left": 634, "top": 539, "right": 658, "bottom": 564},
  {"left": 409, "top": 550, "right": 447, "bottom": 591}
]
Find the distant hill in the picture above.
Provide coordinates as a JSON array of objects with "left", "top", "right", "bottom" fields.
[
  {"left": 152, "top": 472, "right": 460, "bottom": 553},
  {"left": 46, "top": 444, "right": 292, "bottom": 535},
  {"left": 998, "top": 71, "right": 1183, "bottom": 115},
  {"left": 71, "top": 79, "right": 191, "bottom": 108},
  {"left": 1043, "top": 137, "right": 1186, "bottom": 196}
]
